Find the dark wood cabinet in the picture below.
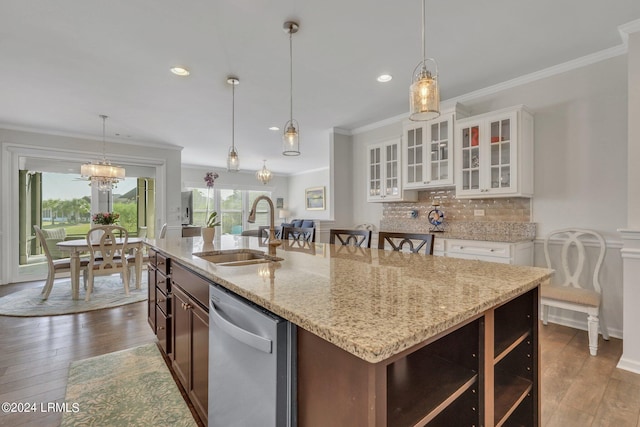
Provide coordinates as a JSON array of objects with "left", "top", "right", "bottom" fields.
[
  {"left": 171, "top": 263, "right": 209, "bottom": 426},
  {"left": 148, "top": 248, "right": 172, "bottom": 354},
  {"left": 297, "top": 287, "right": 539, "bottom": 426}
]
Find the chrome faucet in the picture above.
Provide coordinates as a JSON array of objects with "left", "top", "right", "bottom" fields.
[{"left": 248, "top": 195, "right": 281, "bottom": 256}]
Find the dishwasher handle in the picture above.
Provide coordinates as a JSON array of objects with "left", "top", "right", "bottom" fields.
[{"left": 210, "top": 301, "right": 273, "bottom": 354}]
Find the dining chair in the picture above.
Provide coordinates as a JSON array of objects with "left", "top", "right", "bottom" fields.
[
  {"left": 258, "top": 225, "right": 283, "bottom": 242},
  {"left": 282, "top": 226, "right": 316, "bottom": 243},
  {"left": 540, "top": 228, "right": 609, "bottom": 356},
  {"left": 159, "top": 223, "right": 168, "bottom": 238},
  {"left": 85, "top": 225, "right": 131, "bottom": 301},
  {"left": 34, "top": 225, "right": 88, "bottom": 300},
  {"left": 330, "top": 229, "right": 372, "bottom": 248},
  {"left": 377, "top": 231, "right": 435, "bottom": 255}
]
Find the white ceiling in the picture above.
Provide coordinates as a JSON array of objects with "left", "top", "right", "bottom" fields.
[{"left": 1, "top": 0, "right": 639, "bottom": 175}]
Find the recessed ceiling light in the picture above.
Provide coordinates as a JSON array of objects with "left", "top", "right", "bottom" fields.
[
  {"left": 377, "top": 74, "right": 393, "bottom": 83},
  {"left": 269, "top": 126, "right": 280, "bottom": 131},
  {"left": 170, "top": 66, "right": 190, "bottom": 76}
]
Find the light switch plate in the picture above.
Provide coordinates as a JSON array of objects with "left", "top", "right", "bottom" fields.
[{"left": 474, "top": 209, "right": 485, "bottom": 216}]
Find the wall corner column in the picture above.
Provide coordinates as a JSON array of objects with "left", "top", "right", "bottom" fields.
[{"left": 618, "top": 24, "right": 640, "bottom": 373}]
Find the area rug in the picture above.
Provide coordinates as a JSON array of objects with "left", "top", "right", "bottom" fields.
[
  {"left": 61, "top": 344, "right": 197, "bottom": 427},
  {"left": 0, "top": 274, "right": 147, "bottom": 317}
]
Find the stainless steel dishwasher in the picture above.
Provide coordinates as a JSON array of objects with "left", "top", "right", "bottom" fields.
[{"left": 208, "top": 283, "right": 296, "bottom": 427}]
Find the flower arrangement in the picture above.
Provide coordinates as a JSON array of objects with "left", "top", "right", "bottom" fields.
[
  {"left": 204, "top": 171, "right": 219, "bottom": 188},
  {"left": 204, "top": 171, "right": 219, "bottom": 227},
  {"left": 206, "top": 211, "right": 221, "bottom": 228},
  {"left": 92, "top": 212, "right": 120, "bottom": 225}
]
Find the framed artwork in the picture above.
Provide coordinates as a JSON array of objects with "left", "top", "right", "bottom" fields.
[
  {"left": 305, "top": 187, "right": 325, "bottom": 210},
  {"left": 276, "top": 198, "right": 284, "bottom": 208}
]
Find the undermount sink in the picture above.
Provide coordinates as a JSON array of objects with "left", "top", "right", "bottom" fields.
[{"left": 193, "top": 249, "right": 283, "bottom": 266}]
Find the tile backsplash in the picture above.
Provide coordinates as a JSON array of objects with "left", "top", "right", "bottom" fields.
[{"left": 380, "top": 188, "right": 535, "bottom": 240}]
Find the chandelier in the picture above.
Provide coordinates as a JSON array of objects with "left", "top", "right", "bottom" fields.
[
  {"left": 81, "top": 115, "right": 125, "bottom": 192},
  {"left": 409, "top": 0, "right": 440, "bottom": 121},
  {"left": 256, "top": 159, "right": 273, "bottom": 185},
  {"left": 282, "top": 21, "right": 300, "bottom": 156}
]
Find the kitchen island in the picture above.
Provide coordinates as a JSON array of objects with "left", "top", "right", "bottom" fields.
[{"left": 146, "top": 235, "right": 552, "bottom": 426}]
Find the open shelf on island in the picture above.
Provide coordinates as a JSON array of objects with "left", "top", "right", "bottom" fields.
[
  {"left": 387, "top": 355, "right": 478, "bottom": 427},
  {"left": 387, "top": 318, "right": 480, "bottom": 427},
  {"left": 494, "top": 372, "right": 532, "bottom": 426}
]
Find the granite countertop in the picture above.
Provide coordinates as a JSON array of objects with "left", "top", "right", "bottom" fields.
[{"left": 147, "top": 235, "right": 552, "bottom": 364}]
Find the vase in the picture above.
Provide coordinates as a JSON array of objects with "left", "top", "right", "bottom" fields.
[{"left": 202, "top": 227, "right": 215, "bottom": 243}]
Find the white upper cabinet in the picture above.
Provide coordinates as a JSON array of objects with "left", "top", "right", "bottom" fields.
[
  {"left": 403, "top": 104, "right": 468, "bottom": 189},
  {"left": 367, "top": 138, "right": 417, "bottom": 202},
  {"left": 455, "top": 105, "right": 534, "bottom": 199}
]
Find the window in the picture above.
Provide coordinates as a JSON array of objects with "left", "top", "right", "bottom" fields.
[{"left": 185, "top": 187, "right": 271, "bottom": 234}]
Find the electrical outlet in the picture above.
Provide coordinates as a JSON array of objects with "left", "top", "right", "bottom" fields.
[{"left": 474, "top": 209, "right": 485, "bottom": 216}]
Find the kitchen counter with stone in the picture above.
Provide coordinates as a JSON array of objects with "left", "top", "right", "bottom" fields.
[{"left": 146, "top": 235, "right": 552, "bottom": 363}]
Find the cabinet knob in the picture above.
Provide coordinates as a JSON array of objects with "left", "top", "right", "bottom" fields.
[
  {"left": 158, "top": 326, "right": 164, "bottom": 330},
  {"left": 158, "top": 297, "right": 165, "bottom": 303},
  {"left": 158, "top": 280, "right": 165, "bottom": 284}
]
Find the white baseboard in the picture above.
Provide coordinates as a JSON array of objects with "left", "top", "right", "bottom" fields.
[
  {"left": 617, "top": 356, "right": 640, "bottom": 374},
  {"left": 542, "top": 312, "right": 623, "bottom": 340}
]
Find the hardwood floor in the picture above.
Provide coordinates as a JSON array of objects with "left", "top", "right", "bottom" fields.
[
  {"left": 540, "top": 322, "right": 640, "bottom": 427},
  {"left": 1, "top": 280, "right": 639, "bottom": 426}
]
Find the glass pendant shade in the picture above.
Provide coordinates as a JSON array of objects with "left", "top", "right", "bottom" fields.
[
  {"left": 409, "top": 60, "right": 440, "bottom": 121},
  {"left": 282, "top": 120, "right": 300, "bottom": 156},
  {"left": 227, "top": 147, "right": 239, "bottom": 171},
  {"left": 81, "top": 115, "right": 125, "bottom": 192},
  {"left": 256, "top": 160, "right": 273, "bottom": 185}
]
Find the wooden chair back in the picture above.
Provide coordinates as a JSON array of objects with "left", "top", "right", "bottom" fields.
[
  {"left": 33, "top": 225, "right": 55, "bottom": 268},
  {"left": 330, "top": 229, "right": 372, "bottom": 248},
  {"left": 541, "top": 228, "right": 609, "bottom": 355},
  {"left": 86, "top": 225, "right": 129, "bottom": 271},
  {"left": 377, "top": 232, "right": 434, "bottom": 255},
  {"left": 282, "top": 226, "right": 316, "bottom": 243}
]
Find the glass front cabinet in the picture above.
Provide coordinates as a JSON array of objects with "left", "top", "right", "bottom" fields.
[
  {"left": 403, "top": 104, "right": 468, "bottom": 189},
  {"left": 367, "top": 138, "right": 417, "bottom": 202},
  {"left": 455, "top": 105, "right": 534, "bottom": 198}
]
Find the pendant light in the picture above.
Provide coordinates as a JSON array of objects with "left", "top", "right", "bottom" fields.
[
  {"left": 256, "top": 159, "right": 273, "bottom": 185},
  {"left": 80, "top": 115, "right": 125, "bottom": 192},
  {"left": 227, "top": 76, "right": 240, "bottom": 171},
  {"left": 282, "top": 21, "right": 300, "bottom": 156},
  {"left": 409, "top": 0, "right": 440, "bottom": 121}
]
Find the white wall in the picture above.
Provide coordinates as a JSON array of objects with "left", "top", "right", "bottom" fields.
[
  {"left": 0, "top": 127, "right": 182, "bottom": 284},
  {"left": 287, "top": 167, "right": 331, "bottom": 222},
  {"left": 330, "top": 130, "right": 354, "bottom": 228}
]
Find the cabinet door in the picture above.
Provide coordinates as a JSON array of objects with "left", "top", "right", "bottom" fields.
[
  {"left": 367, "top": 145, "right": 382, "bottom": 200},
  {"left": 457, "top": 120, "right": 483, "bottom": 196},
  {"left": 147, "top": 267, "right": 156, "bottom": 332},
  {"left": 172, "top": 285, "right": 190, "bottom": 390},
  {"left": 383, "top": 142, "right": 400, "bottom": 198},
  {"left": 427, "top": 115, "right": 453, "bottom": 186},
  {"left": 190, "top": 302, "right": 209, "bottom": 425},
  {"left": 486, "top": 112, "right": 517, "bottom": 195},
  {"left": 403, "top": 123, "right": 425, "bottom": 188}
]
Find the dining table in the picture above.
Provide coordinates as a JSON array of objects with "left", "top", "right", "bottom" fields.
[{"left": 56, "top": 237, "right": 144, "bottom": 300}]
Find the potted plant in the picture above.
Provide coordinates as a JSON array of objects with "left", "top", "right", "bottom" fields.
[{"left": 202, "top": 211, "right": 220, "bottom": 243}]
